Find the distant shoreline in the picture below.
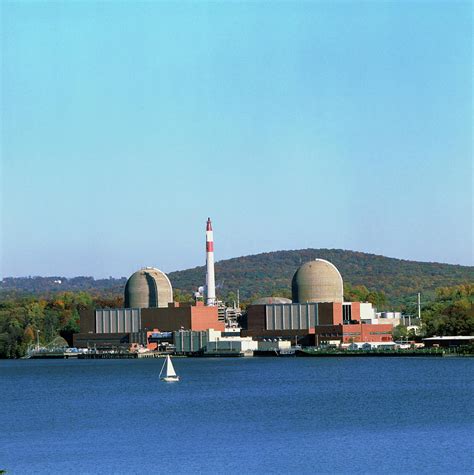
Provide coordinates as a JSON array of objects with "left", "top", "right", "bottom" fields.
[{"left": 8, "top": 349, "right": 473, "bottom": 360}]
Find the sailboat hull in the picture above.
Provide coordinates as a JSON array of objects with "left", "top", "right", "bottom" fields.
[{"left": 161, "top": 376, "right": 180, "bottom": 382}]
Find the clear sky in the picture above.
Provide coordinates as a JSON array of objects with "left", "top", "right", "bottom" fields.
[{"left": 1, "top": 1, "right": 472, "bottom": 278}]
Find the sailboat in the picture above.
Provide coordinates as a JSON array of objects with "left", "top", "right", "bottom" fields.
[{"left": 160, "top": 355, "right": 180, "bottom": 382}]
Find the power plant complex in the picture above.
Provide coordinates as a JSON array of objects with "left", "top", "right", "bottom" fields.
[{"left": 73, "top": 218, "right": 398, "bottom": 355}]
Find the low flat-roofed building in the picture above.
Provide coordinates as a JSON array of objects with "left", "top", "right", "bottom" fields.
[
  {"left": 257, "top": 340, "right": 291, "bottom": 351},
  {"left": 72, "top": 331, "right": 146, "bottom": 350},
  {"left": 174, "top": 328, "right": 257, "bottom": 355},
  {"left": 348, "top": 341, "right": 396, "bottom": 350},
  {"left": 423, "top": 336, "right": 474, "bottom": 348},
  {"left": 342, "top": 323, "right": 393, "bottom": 343},
  {"left": 146, "top": 329, "right": 174, "bottom": 351},
  {"left": 174, "top": 330, "right": 209, "bottom": 354}
]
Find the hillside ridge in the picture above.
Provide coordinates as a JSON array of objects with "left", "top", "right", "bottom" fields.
[
  {"left": 1, "top": 248, "right": 472, "bottom": 307},
  {"left": 168, "top": 248, "right": 472, "bottom": 306}
]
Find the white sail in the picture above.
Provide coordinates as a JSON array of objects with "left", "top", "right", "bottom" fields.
[
  {"left": 160, "top": 355, "right": 179, "bottom": 381},
  {"left": 165, "top": 356, "right": 177, "bottom": 377},
  {"left": 159, "top": 355, "right": 176, "bottom": 378}
]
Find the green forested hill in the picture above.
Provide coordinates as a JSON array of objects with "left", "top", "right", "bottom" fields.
[
  {"left": 1, "top": 249, "right": 472, "bottom": 309},
  {"left": 168, "top": 249, "right": 473, "bottom": 308}
]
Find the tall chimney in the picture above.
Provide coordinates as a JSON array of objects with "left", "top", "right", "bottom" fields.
[{"left": 205, "top": 217, "right": 216, "bottom": 306}]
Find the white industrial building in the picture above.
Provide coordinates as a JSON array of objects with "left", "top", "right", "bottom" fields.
[{"left": 174, "top": 328, "right": 257, "bottom": 356}]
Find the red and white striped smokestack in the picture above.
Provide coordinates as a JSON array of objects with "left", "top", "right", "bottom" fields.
[{"left": 205, "top": 217, "right": 216, "bottom": 306}]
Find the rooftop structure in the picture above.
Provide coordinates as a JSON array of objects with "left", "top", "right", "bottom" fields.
[
  {"left": 252, "top": 297, "right": 292, "bottom": 305},
  {"left": 423, "top": 336, "right": 474, "bottom": 347}
]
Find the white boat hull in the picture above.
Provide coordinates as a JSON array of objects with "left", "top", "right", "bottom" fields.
[{"left": 161, "top": 376, "right": 179, "bottom": 382}]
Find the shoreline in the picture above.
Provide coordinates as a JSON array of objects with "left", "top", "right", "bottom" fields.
[{"left": 9, "top": 349, "right": 474, "bottom": 360}]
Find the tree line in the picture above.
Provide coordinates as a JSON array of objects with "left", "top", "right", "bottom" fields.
[
  {"left": 0, "top": 284, "right": 471, "bottom": 358},
  {"left": 0, "top": 292, "right": 122, "bottom": 358}
]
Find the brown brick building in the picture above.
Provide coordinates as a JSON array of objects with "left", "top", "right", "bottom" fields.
[
  {"left": 73, "top": 301, "right": 224, "bottom": 348},
  {"left": 242, "top": 302, "right": 392, "bottom": 345}
]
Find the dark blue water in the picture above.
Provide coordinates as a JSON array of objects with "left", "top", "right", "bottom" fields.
[{"left": 1, "top": 357, "right": 473, "bottom": 474}]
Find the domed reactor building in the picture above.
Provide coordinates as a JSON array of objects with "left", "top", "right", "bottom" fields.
[
  {"left": 124, "top": 267, "right": 173, "bottom": 308},
  {"left": 244, "top": 258, "right": 393, "bottom": 346},
  {"left": 291, "top": 259, "right": 343, "bottom": 303}
]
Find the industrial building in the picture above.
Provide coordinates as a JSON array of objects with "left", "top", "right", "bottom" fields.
[
  {"left": 243, "top": 258, "right": 393, "bottom": 346},
  {"left": 173, "top": 328, "right": 292, "bottom": 357},
  {"left": 73, "top": 301, "right": 224, "bottom": 349},
  {"left": 348, "top": 341, "right": 397, "bottom": 350},
  {"left": 175, "top": 328, "right": 257, "bottom": 356},
  {"left": 73, "top": 220, "right": 396, "bottom": 352},
  {"left": 422, "top": 336, "right": 474, "bottom": 348},
  {"left": 243, "top": 302, "right": 392, "bottom": 345}
]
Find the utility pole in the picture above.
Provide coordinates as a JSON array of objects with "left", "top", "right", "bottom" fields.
[{"left": 417, "top": 292, "right": 421, "bottom": 324}]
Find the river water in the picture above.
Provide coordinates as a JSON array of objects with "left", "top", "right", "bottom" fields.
[{"left": 1, "top": 357, "right": 473, "bottom": 474}]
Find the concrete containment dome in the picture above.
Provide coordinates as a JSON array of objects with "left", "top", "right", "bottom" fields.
[
  {"left": 252, "top": 297, "right": 292, "bottom": 305},
  {"left": 124, "top": 267, "right": 173, "bottom": 308},
  {"left": 291, "top": 259, "right": 343, "bottom": 303}
]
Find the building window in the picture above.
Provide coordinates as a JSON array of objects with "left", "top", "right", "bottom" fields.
[{"left": 343, "top": 304, "right": 352, "bottom": 324}]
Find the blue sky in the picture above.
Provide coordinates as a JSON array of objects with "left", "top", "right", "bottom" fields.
[{"left": 1, "top": 1, "right": 472, "bottom": 278}]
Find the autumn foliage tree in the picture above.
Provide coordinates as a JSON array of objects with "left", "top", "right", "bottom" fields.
[{"left": 420, "top": 284, "right": 474, "bottom": 337}]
